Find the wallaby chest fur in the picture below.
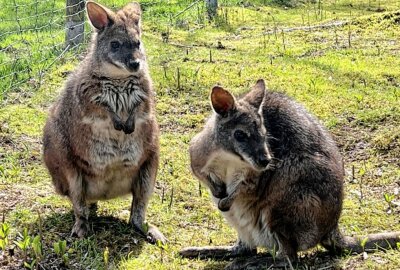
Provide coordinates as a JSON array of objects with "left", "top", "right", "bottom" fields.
[
  {"left": 195, "top": 128, "right": 281, "bottom": 250},
  {"left": 45, "top": 71, "right": 157, "bottom": 201}
]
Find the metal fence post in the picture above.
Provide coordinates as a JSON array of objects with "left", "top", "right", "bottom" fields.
[
  {"left": 205, "top": 0, "right": 218, "bottom": 20},
  {"left": 65, "top": 0, "right": 85, "bottom": 48}
]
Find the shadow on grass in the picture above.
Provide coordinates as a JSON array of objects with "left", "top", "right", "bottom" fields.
[
  {"left": 35, "top": 211, "right": 146, "bottom": 269},
  {"left": 197, "top": 250, "right": 342, "bottom": 270},
  {"left": 203, "top": 261, "right": 230, "bottom": 270}
]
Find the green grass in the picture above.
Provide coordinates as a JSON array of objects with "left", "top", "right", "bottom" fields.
[{"left": 1, "top": 0, "right": 400, "bottom": 269}]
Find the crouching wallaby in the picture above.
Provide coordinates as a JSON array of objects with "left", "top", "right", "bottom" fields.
[
  {"left": 42, "top": 1, "right": 165, "bottom": 244},
  {"left": 180, "top": 80, "right": 400, "bottom": 267}
]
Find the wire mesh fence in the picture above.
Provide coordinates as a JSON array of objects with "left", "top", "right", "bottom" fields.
[
  {"left": 0, "top": 0, "right": 205, "bottom": 99},
  {"left": 0, "top": 0, "right": 86, "bottom": 98},
  {"left": 0, "top": 0, "right": 399, "bottom": 102}
]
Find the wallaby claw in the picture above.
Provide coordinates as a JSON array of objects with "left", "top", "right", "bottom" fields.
[
  {"left": 132, "top": 222, "right": 167, "bottom": 245},
  {"left": 208, "top": 172, "right": 228, "bottom": 199},
  {"left": 218, "top": 197, "right": 232, "bottom": 212},
  {"left": 113, "top": 119, "right": 125, "bottom": 131},
  {"left": 123, "top": 121, "right": 135, "bottom": 134},
  {"left": 147, "top": 224, "right": 167, "bottom": 245},
  {"left": 123, "top": 110, "right": 136, "bottom": 134},
  {"left": 213, "top": 187, "right": 228, "bottom": 199},
  {"left": 71, "top": 218, "right": 89, "bottom": 238}
]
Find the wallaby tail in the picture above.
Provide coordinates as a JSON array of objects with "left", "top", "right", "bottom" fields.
[{"left": 322, "top": 227, "right": 400, "bottom": 254}]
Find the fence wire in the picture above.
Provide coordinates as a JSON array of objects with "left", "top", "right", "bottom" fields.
[
  {"left": 0, "top": 0, "right": 399, "bottom": 101},
  {"left": 0, "top": 0, "right": 86, "bottom": 98}
]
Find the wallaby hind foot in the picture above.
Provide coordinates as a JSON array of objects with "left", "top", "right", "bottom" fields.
[
  {"left": 225, "top": 255, "right": 291, "bottom": 270},
  {"left": 179, "top": 240, "right": 256, "bottom": 259},
  {"left": 129, "top": 152, "right": 167, "bottom": 245},
  {"left": 71, "top": 217, "right": 90, "bottom": 238}
]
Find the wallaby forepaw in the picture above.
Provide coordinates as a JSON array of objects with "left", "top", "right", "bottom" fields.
[
  {"left": 208, "top": 173, "right": 228, "bottom": 199},
  {"left": 71, "top": 219, "right": 89, "bottom": 238},
  {"left": 113, "top": 120, "right": 124, "bottom": 131},
  {"left": 218, "top": 198, "right": 232, "bottom": 212},
  {"left": 213, "top": 188, "right": 228, "bottom": 199},
  {"left": 123, "top": 124, "right": 135, "bottom": 134},
  {"left": 123, "top": 117, "right": 135, "bottom": 134}
]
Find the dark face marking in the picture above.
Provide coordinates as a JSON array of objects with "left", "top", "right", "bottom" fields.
[
  {"left": 95, "top": 25, "right": 143, "bottom": 73},
  {"left": 216, "top": 102, "right": 271, "bottom": 171}
]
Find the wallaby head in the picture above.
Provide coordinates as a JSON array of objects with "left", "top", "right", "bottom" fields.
[
  {"left": 86, "top": 1, "right": 144, "bottom": 77},
  {"left": 210, "top": 79, "right": 272, "bottom": 171}
]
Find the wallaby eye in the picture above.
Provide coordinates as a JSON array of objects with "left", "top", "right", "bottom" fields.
[
  {"left": 110, "top": 41, "right": 120, "bottom": 51},
  {"left": 234, "top": 130, "right": 248, "bottom": 142}
]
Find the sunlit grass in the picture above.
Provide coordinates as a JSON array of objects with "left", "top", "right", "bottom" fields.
[{"left": 0, "top": 1, "right": 399, "bottom": 269}]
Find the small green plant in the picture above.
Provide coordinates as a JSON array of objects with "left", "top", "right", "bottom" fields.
[
  {"left": 54, "top": 240, "right": 69, "bottom": 265},
  {"left": 0, "top": 223, "right": 10, "bottom": 251},
  {"left": 269, "top": 244, "right": 277, "bottom": 261},
  {"left": 14, "top": 228, "right": 32, "bottom": 261},
  {"left": 156, "top": 239, "right": 168, "bottom": 263},
  {"left": 103, "top": 247, "right": 109, "bottom": 269},
  {"left": 360, "top": 236, "right": 369, "bottom": 251},
  {"left": 142, "top": 222, "right": 149, "bottom": 234},
  {"left": 31, "top": 235, "right": 42, "bottom": 263},
  {"left": 23, "top": 259, "right": 36, "bottom": 270},
  {"left": 384, "top": 193, "right": 396, "bottom": 213}
]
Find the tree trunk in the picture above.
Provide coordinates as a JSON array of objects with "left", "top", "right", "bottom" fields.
[
  {"left": 65, "top": 0, "right": 85, "bottom": 48},
  {"left": 206, "top": 0, "right": 218, "bottom": 20}
]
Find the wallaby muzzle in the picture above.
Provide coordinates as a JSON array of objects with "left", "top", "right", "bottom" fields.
[
  {"left": 256, "top": 153, "right": 271, "bottom": 168},
  {"left": 127, "top": 59, "right": 140, "bottom": 72}
]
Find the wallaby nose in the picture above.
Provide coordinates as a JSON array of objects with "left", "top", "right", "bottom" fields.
[
  {"left": 127, "top": 59, "right": 140, "bottom": 71},
  {"left": 258, "top": 154, "right": 270, "bottom": 168}
]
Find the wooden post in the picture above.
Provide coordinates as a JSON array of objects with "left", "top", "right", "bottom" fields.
[
  {"left": 206, "top": 0, "right": 218, "bottom": 20},
  {"left": 65, "top": 0, "right": 85, "bottom": 48}
]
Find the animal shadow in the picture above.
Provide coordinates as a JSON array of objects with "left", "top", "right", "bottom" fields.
[
  {"left": 203, "top": 251, "right": 343, "bottom": 270},
  {"left": 36, "top": 211, "right": 145, "bottom": 269}
]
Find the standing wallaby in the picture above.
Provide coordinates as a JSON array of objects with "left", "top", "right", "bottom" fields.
[
  {"left": 42, "top": 1, "right": 165, "bottom": 244},
  {"left": 180, "top": 80, "right": 400, "bottom": 266}
]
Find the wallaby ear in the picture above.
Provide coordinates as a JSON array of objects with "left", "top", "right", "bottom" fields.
[
  {"left": 123, "top": 2, "right": 142, "bottom": 17},
  {"left": 122, "top": 2, "right": 142, "bottom": 26},
  {"left": 211, "top": 86, "right": 236, "bottom": 116},
  {"left": 86, "top": 1, "right": 114, "bottom": 30},
  {"left": 243, "top": 79, "right": 267, "bottom": 109}
]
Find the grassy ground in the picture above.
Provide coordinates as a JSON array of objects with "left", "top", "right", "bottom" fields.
[{"left": 1, "top": 0, "right": 400, "bottom": 269}]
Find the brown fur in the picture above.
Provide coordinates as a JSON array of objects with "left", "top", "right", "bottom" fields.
[
  {"left": 42, "top": 1, "right": 165, "bottom": 243},
  {"left": 181, "top": 80, "right": 400, "bottom": 263}
]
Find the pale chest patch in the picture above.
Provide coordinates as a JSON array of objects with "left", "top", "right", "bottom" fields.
[
  {"left": 85, "top": 164, "right": 135, "bottom": 201},
  {"left": 203, "top": 150, "right": 277, "bottom": 249},
  {"left": 218, "top": 199, "right": 277, "bottom": 250},
  {"left": 81, "top": 114, "right": 150, "bottom": 201},
  {"left": 82, "top": 115, "right": 148, "bottom": 171}
]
